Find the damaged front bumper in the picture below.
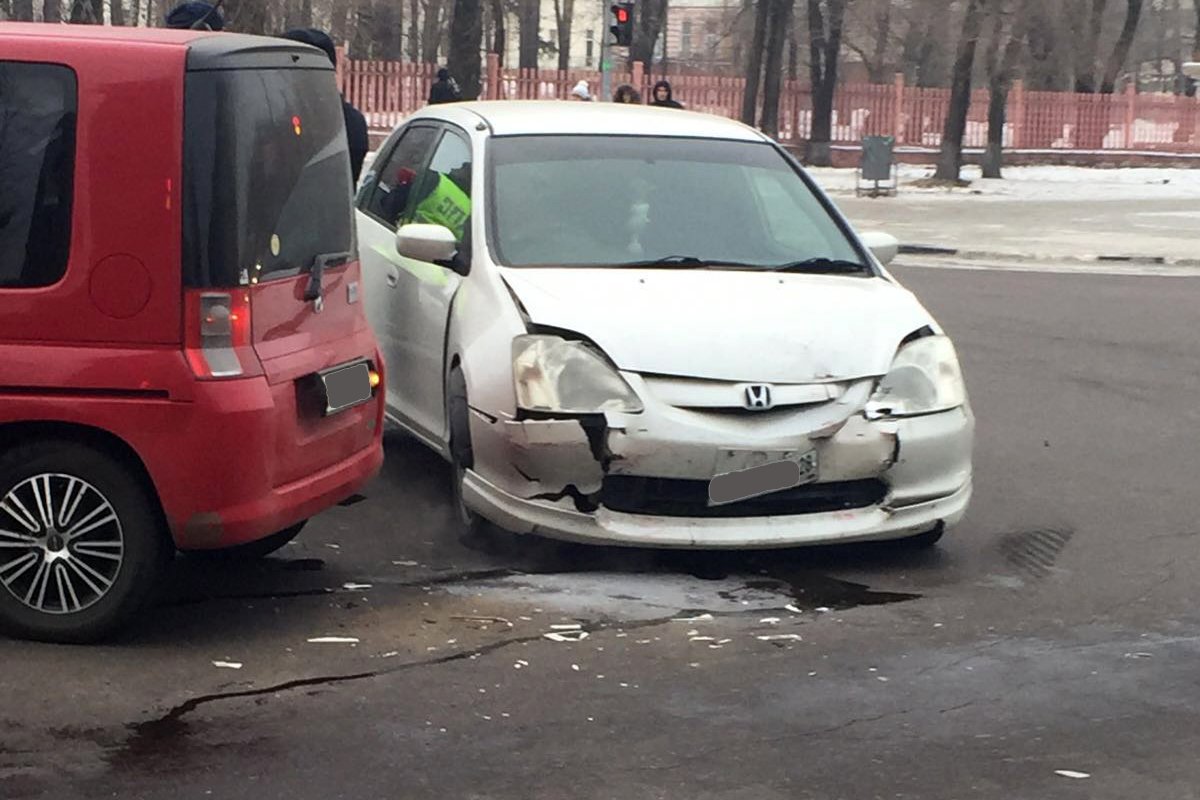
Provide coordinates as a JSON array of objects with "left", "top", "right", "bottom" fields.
[{"left": 464, "top": 376, "right": 974, "bottom": 549}]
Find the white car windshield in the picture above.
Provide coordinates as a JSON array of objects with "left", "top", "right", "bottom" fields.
[{"left": 487, "top": 135, "right": 868, "bottom": 273}]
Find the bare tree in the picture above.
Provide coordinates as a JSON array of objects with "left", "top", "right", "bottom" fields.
[
  {"left": 740, "top": 0, "right": 768, "bottom": 125},
  {"left": 447, "top": 0, "right": 481, "bottom": 97},
  {"left": 69, "top": 0, "right": 103, "bottom": 23},
  {"left": 630, "top": 0, "right": 668, "bottom": 68},
  {"left": 844, "top": 0, "right": 894, "bottom": 83},
  {"left": 552, "top": 0, "right": 574, "bottom": 70},
  {"left": 10, "top": 0, "right": 32, "bottom": 20},
  {"left": 421, "top": 0, "right": 443, "bottom": 62},
  {"left": 111, "top": 0, "right": 126, "bottom": 25},
  {"left": 1072, "top": 0, "right": 1108, "bottom": 93},
  {"left": 518, "top": 0, "right": 539, "bottom": 68},
  {"left": 1099, "top": 0, "right": 1144, "bottom": 92},
  {"left": 760, "top": 0, "right": 793, "bottom": 136},
  {"left": 489, "top": 0, "right": 506, "bottom": 61},
  {"left": 806, "top": 0, "right": 848, "bottom": 167},
  {"left": 982, "top": 0, "right": 1029, "bottom": 178},
  {"left": 224, "top": 0, "right": 271, "bottom": 33},
  {"left": 935, "top": 0, "right": 986, "bottom": 181}
]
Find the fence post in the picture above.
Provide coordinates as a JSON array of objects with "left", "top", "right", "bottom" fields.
[
  {"left": 486, "top": 52, "right": 501, "bottom": 100},
  {"left": 632, "top": 61, "right": 644, "bottom": 97},
  {"left": 1011, "top": 79, "right": 1025, "bottom": 149},
  {"left": 336, "top": 45, "right": 347, "bottom": 93},
  {"left": 892, "top": 72, "right": 904, "bottom": 143},
  {"left": 1124, "top": 81, "right": 1136, "bottom": 149}
]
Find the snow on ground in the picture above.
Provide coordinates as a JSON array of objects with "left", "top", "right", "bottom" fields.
[{"left": 806, "top": 164, "right": 1200, "bottom": 202}]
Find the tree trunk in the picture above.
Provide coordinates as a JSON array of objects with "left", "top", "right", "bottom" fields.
[
  {"left": 1100, "top": 0, "right": 1144, "bottom": 93},
  {"left": 224, "top": 0, "right": 270, "bottom": 34},
  {"left": 374, "top": 0, "right": 403, "bottom": 59},
  {"left": 10, "top": 0, "right": 30, "bottom": 19},
  {"left": 630, "top": 0, "right": 668, "bottom": 68},
  {"left": 553, "top": 0, "right": 574, "bottom": 70},
  {"left": 43, "top": 0, "right": 61, "bottom": 21},
  {"left": 982, "top": 1, "right": 1030, "bottom": 178},
  {"left": 935, "top": 0, "right": 985, "bottom": 181},
  {"left": 518, "top": 0, "right": 540, "bottom": 69},
  {"left": 448, "top": 0, "right": 482, "bottom": 98},
  {"left": 111, "top": 0, "right": 125, "bottom": 25},
  {"left": 759, "top": 0, "right": 792, "bottom": 137},
  {"left": 787, "top": 31, "right": 798, "bottom": 80},
  {"left": 867, "top": 4, "right": 891, "bottom": 83},
  {"left": 407, "top": 0, "right": 421, "bottom": 60},
  {"left": 130, "top": 0, "right": 140, "bottom": 25},
  {"left": 1074, "top": 0, "right": 1108, "bottom": 93},
  {"left": 807, "top": 0, "right": 846, "bottom": 166},
  {"left": 490, "top": 0, "right": 505, "bottom": 61},
  {"left": 422, "top": 0, "right": 443, "bottom": 62},
  {"left": 740, "top": 0, "right": 768, "bottom": 125}
]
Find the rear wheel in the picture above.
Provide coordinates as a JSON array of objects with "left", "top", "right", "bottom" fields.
[{"left": 0, "top": 442, "right": 169, "bottom": 643}]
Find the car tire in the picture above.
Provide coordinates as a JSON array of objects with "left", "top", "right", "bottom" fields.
[
  {"left": 186, "top": 520, "right": 308, "bottom": 560},
  {"left": 0, "top": 441, "right": 170, "bottom": 644}
]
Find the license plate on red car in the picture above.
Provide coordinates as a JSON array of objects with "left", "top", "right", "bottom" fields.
[{"left": 320, "top": 361, "right": 372, "bottom": 416}]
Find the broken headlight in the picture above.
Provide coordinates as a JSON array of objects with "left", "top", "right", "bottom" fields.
[
  {"left": 866, "top": 335, "right": 966, "bottom": 417},
  {"left": 512, "top": 335, "right": 643, "bottom": 415}
]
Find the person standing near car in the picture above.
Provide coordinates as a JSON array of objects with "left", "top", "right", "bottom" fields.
[
  {"left": 613, "top": 84, "right": 642, "bottom": 104},
  {"left": 279, "top": 28, "right": 370, "bottom": 186},
  {"left": 163, "top": 0, "right": 224, "bottom": 29},
  {"left": 429, "top": 68, "right": 463, "bottom": 105},
  {"left": 649, "top": 80, "right": 684, "bottom": 109}
]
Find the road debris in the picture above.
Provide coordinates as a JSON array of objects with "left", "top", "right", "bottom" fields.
[
  {"left": 342, "top": 583, "right": 372, "bottom": 591},
  {"left": 307, "top": 636, "right": 360, "bottom": 644},
  {"left": 549, "top": 623, "right": 583, "bottom": 631},
  {"left": 815, "top": 607, "right": 832, "bottom": 613},
  {"left": 759, "top": 617, "right": 781, "bottom": 625},
  {"left": 785, "top": 604, "right": 803, "bottom": 614},
  {"left": 673, "top": 613, "right": 714, "bottom": 622},
  {"left": 1124, "top": 652, "right": 1153, "bottom": 659},
  {"left": 1055, "top": 770, "right": 1091, "bottom": 780},
  {"left": 756, "top": 634, "right": 804, "bottom": 642},
  {"left": 571, "top": 664, "right": 581, "bottom": 671},
  {"left": 544, "top": 630, "right": 590, "bottom": 643},
  {"left": 452, "top": 615, "right": 515, "bottom": 628},
  {"left": 325, "top": 544, "right": 341, "bottom": 550},
  {"left": 392, "top": 560, "right": 419, "bottom": 566},
  {"left": 689, "top": 636, "right": 716, "bottom": 643},
  {"left": 212, "top": 661, "right": 243, "bottom": 670}
]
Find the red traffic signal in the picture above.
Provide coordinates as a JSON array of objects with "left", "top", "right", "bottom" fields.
[{"left": 610, "top": 3, "right": 633, "bottom": 46}]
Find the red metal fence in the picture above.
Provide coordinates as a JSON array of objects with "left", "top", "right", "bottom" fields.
[{"left": 337, "top": 53, "right": 1200, "bottom": 154}]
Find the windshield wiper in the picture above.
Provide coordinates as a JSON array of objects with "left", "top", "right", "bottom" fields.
[
  {"left": 303, "top": 251, "right": 354, "bottom": 301},
  {"left": 770, "top": 257, "right": 869, "bottom": 274},
  {"left": 610, "top": 255, "right": 758, "bottom": 270}
]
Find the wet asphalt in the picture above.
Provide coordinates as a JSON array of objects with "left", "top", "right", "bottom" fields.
[{"left": 3, "top": 263, "right": 1200, "bottom": 799}]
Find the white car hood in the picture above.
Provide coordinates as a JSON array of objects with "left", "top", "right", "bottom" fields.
[{"left": 499, "top": 268, "right": 936, "bottom": 383}]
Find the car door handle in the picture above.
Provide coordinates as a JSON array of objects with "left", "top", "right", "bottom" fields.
[{"left": 386, "top": 268, "right": 399, "bottom": 288}]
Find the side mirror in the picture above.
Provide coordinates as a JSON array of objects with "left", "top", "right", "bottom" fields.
[
  {"left": 396, "top": 223, "right": 459, "bottom": 265},
  {"left": 859, "top": 231, "right": 900, "bottom": 267}
]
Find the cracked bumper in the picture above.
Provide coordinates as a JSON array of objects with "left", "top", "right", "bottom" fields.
[{"left": 462, "top": 469, "right": 971, "bottom": 549}]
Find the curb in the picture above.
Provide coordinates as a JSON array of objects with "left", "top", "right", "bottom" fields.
[{"left": 897, "top": 244, "right": 1200, "bottom": 269}]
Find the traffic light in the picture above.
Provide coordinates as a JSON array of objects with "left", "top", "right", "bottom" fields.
[{"left": 610, "top": 3, "right": 633, "bottom": 47}]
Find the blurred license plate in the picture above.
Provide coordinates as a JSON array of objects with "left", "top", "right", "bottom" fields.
[
  {"left": 708, "top": 450, "right": 818, "bottom": 507},
  {"left": 321, "top": 362, "right": 372, "bottom": 416}
]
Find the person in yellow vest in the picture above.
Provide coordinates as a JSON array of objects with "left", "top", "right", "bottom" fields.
[{"left": 412, "top": 164, "right": 471, "bottom": 242}]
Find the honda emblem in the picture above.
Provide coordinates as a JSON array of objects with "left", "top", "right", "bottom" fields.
[{"left": 743, "top": 384, "right": 773, "bottom": 410}]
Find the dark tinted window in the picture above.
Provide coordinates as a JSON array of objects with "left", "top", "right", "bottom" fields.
[
  {"left": 0, "top": 62, "right": 76, "bottom": 289},
  {"left": 183, "top": 67, "right": 353, "bottom": 287},
  {"left": 361, "top": 125, "right": 438, "bottom": 230}
]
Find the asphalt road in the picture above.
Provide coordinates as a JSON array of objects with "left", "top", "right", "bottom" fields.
[{"left": 4, "top": 263, "right": 1200, "bottom": 800}]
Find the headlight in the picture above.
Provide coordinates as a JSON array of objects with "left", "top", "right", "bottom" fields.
[
  {"left": 513, "top": 335, "right": 643, "bottom": 414},
  {"left": 867, "top": 335, "right": 966, "bottom": 417}
]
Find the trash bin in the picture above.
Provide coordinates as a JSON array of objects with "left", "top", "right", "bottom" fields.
[{"left": 857, "top": 135, "right": 897, "bottom": 197}]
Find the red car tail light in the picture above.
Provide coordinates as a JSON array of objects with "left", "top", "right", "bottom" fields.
[{"left": 184, "top": 289, "right": 260, "bottom": 379}]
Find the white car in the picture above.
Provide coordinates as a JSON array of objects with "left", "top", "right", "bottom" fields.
[{"left": 355, "top": 101, "right": 973, "bottom": 549}]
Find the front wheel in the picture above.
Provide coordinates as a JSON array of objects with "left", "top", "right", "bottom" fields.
[{"left": 0, "top": 442, "right": 170, "bottom": 643}]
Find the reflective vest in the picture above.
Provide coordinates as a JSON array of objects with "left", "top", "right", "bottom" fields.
[{"left": 414, "top": 173, "right": 470, "bottom": 241}]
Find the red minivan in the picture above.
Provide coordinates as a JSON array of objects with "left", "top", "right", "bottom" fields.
[{"left": 0, "top": 25, "right": 385, "bottom": 642}]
